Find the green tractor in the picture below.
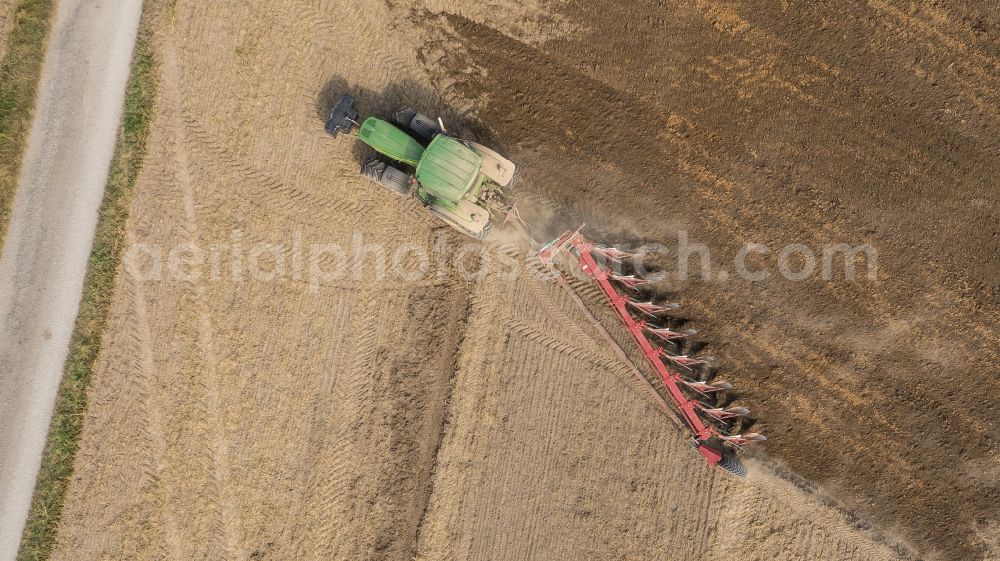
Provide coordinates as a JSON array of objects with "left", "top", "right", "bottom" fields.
[{"left": 325, "top": 94, "right": 518, "bottom": 240}]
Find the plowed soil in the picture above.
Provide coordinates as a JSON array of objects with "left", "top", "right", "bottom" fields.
[{"left": 48, "top": 1, "right": 997, "bottom": 561}]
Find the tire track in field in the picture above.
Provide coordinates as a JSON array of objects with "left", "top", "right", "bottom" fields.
[
  {"left": 260, "top": 287, "right": 357, "bottom": 559},
  {"left": 512, "top": 266, "right": 608, "bottom": 349},
  {"left": 503, "top": 318, "right": 632, "bottom": 379},
  {"left": 310, "top": 287, "right": 386, "bottom": 557},
  {"left": 127, "top": 229, "right": 186, "bottom": 561},
  {"left": 160, "top": 34, "right": 244, "bottom": 561},
  {"left": 180, "top": 111, "right": 375, "bottom": 220},
  {"left": 58, "top": 249, "right": 186, "bottom": 560}
]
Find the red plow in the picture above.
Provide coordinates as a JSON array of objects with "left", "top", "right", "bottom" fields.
[{"left": 537, "top": 228, "right": 765, "bottom": 478}]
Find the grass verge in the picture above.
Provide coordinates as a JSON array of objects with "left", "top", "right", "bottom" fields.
[
  {"left": 0, "top": 0, "right": 56, "bottom": 249},
  {"left": 15, "top": 34, "right": 157, "bottom": 561}
]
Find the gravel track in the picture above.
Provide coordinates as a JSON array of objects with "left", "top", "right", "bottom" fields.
[{"left": 0, "top": 1, "right": 143, "bottom": 558}]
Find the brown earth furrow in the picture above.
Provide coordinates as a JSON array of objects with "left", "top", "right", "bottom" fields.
[{"left": 414, "top": 276, "right": 511, "bottom": 561}]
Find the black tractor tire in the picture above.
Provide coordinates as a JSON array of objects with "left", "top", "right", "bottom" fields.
[
  {"left": 392, "top": 106, "right": 417, "bottom": 128},
  {"left": 361, "top": 158, "right": 410, "bottom": 196},
  {"left": 391, "top": 106, "right": 440, "bottom": 141},
  {"left": 380, "top": 165, "right": 411, "bottom": 195},
  {"left": 361, "top": 158, "right": 385, "bottom": 183},
  {"left": 409, "top": 112, "right": 441, "bottom": 141}
]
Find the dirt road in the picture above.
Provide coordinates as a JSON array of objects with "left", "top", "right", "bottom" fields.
[{"left": 0, "top": 0, "right": 143, "bottom": 558}]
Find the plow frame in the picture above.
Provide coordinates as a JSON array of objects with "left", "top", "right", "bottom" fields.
[{"left": 538, "top": 229, "right": 748, "bottom": 469}]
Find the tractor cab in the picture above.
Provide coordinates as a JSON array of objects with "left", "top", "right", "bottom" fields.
[{"left": 414, "top": 135, "right": 483, "bottom": 208}]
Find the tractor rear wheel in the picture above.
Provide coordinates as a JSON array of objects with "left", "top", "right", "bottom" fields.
[
  {"left": 391, "top": 106, "right": 440, "bottom": 141},
  {"left": 361, "top": 158, "right": 411, "bottom": 195},
  {"left": 392, "top": 106, "right": 417, "bottom": 128}
]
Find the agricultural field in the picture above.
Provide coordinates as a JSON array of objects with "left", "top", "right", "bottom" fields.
[{"left": 41, "top": 0, "right": 997, "bottom": 560}]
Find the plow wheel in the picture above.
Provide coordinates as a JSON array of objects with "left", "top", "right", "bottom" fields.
[{"left": 717, "top": 454, "right": 748, "bottom": 479}]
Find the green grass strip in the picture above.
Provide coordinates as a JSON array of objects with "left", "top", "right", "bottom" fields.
[
  {"left": 16, "top": 36, "right": 156, "bottom": 561},
  {"left": 0, "top": 0, "right": 56, "bottom": 249}
]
